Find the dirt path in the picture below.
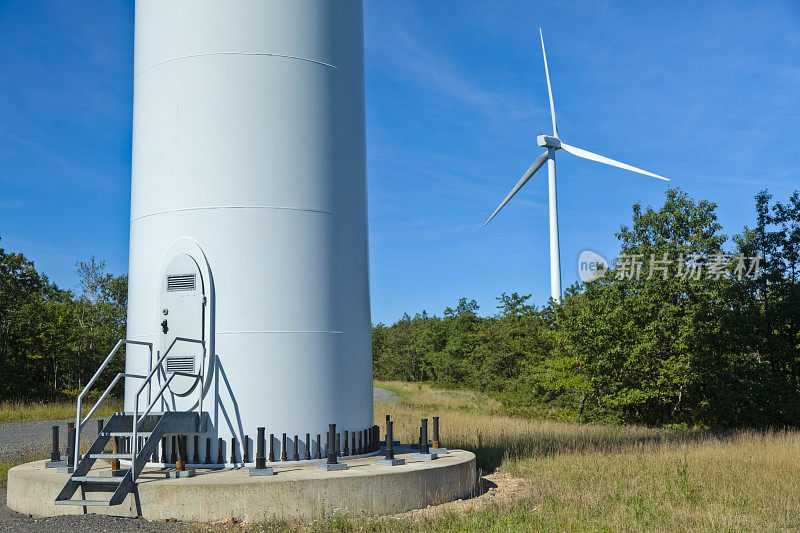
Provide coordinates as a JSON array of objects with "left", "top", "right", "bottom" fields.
[{"left": 389, "top": 471, "right": 526, "bottom": 521}]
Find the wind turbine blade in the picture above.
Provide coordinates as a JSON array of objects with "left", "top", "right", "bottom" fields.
[
  {"left": 540, "top": 28, "right": 558, "bottom": 138},
  {"left": 483, "top": 151, "right": 549, "bottom": 227},
  {"left": 560, "top": 142, "right": 669, "bottom": 181}
]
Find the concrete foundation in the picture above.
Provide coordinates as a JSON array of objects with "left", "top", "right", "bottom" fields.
[
  {"left": 248, "top": 467, "right": 274, "bottom": 477},
  {"left": 316, "top": 462, "right": 348, "bottom": 471},
  {"left": 375, "top": 458, "right": 405, "bottom": 466},
  {"left": 7, "top": 448, "right": 475, "bottom": 522},
  {"left": 165, "top": 469, "right": 195, "bottom": 479}
]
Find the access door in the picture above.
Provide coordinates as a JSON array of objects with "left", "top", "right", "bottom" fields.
[{"left": 159, "top": 253, "right": 205, "bottom": 397}]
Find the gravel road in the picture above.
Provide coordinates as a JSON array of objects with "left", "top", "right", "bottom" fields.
[
  {"left": 373, "top": 386, "right": 399, "bottom": 405},
  {"left": 0, "top": 387, "right": 401, "bottom": 530},
  {"left": 0, "top": 488, "right": 188, "bottom": 532},
  {"left": 0, "top": 419, "right": 102, "bottom": 463}
]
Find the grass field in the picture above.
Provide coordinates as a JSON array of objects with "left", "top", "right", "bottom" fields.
[
  {"left": 0, "top": 461, "right": 10, "bottom": 487},
  {"left": 2, "top": 386, "right": 798, "bottom": 530},
  {"left": 263, "top": 381, "right": 800, "bottom": 532},
  {"left": 0, "top": 398, "right": 123, "bottom": 424}
]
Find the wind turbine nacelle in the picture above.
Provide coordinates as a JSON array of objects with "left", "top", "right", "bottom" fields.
[{"left": 537, "top": 135, "right": 562, "bottom": 149}]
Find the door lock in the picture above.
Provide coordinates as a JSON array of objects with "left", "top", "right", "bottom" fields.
[{"left": 161, "top": 319, "right": 168, "bottom": 334}]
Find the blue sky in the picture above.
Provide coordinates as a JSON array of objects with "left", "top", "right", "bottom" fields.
[{"left": 0, "top": 1, "right": 798, "bottom": 324}]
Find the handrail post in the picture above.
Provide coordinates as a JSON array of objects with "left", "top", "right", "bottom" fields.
[
  {"left": 132, "top": 394, "right": 138, "bottom": 475},
  {"left": 147, "top": 344, "right": 153, "bottom": 405},
  {"left": 197, "top": 342, "right": 206, "bottom": 427},
  {"left": 74, "top": 397, "right": 82, "bottom": 470},
  {"left": 157, "top": 350, "right": 164, "bottom": 413}
]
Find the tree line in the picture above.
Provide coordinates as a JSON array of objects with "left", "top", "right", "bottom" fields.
[
  {"left": 1, "top": 187, "right": 798, "bottom": 427},
  {"left": 373, "top": 188, "right": 800, "bottom": 428},
  {"left": 0, "top": 246, "right": 126, "bottom": 401}
]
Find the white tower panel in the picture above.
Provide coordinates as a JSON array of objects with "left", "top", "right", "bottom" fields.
[{"left": 124, "top": 0, "right": 371, "bottom": 463}]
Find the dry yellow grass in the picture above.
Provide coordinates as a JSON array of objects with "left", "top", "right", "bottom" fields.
[
  {"left": 4, "top": 383, "right": 797, "bottom": 530},
  {"left": 0, "top": 398, "right": 123, "bottom": 423},
  {"left": 503, "top": 430, "right": 800, "bottom": 531},
  {"left": 325, "top": 380, "right": 800, "bottom": 532},
  {"left": 373, "top": 380, "right": 705, "bottom": 470}
]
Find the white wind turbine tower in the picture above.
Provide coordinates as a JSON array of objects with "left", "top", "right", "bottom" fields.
[{"left": 484, "top": 29, "right": 669, "bottom": 302}]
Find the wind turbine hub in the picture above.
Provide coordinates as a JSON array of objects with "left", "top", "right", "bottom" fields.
[{"left": 537, "top": 135, "right": 562, "bottom": 149}]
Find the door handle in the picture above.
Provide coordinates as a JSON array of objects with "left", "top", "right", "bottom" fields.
[{"left": 161, "top": 319, "right": 168, "bottom": 334}]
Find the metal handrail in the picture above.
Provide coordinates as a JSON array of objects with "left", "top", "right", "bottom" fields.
[
  {"left": 74, "top": 339, "right": 153, "bottom": 469},
  {"left": 131, "top": 336, "right": 205, "bottom": 474},
  {"left": 133, "top": 337, "right": 200, "bottom": 406},
  {"left": 130, "top": 371, "right": 199, "bottom": 477},
  {"left": 82, "top": 372, "right": 146, "bottom": 423},
  {"left": 137, "top": 371, "right": 201, "bottom": 423}
]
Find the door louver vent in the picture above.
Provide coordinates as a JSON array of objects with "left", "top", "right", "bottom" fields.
[
  {"left": 166, "top": 274, "right": 196, "bottom": 291},
  {"left": 165, "top": 355, "right": 195, "bottom": 374}
]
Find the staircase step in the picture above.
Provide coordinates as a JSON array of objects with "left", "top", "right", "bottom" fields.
[
  {"left": 100, "top": 430, "right": 203, "bottom": 436},
  {"left": 54, "top": 409, "right": 202, "bottom": 509},
  {"left": 55, "top": 499, "right": 112, "bottom": 506},
  {"left": 71, "top": 476, "right": 125, "bottom": 483}
]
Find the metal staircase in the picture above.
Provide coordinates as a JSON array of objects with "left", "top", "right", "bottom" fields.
[
  {"left": 55, "top": 411, "right": 201, "bottom": 507},
  {"left": 55, "top": 337, "right": 207, "bottom": 508}
]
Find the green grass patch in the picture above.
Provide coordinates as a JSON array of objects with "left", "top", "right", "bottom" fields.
[
  {"left": 0, "top": 454, "right": 38, "bottom": 487},
  {"left": 0, "top": 460, "right": 9, "bottom": 487},
  {"left": 375, "top": 380, "right": 583, "bottom": 423}
]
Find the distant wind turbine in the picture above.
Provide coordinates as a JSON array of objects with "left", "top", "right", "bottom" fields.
[{"left": 483, "top": 29, "right": 669, "bottom": 302}]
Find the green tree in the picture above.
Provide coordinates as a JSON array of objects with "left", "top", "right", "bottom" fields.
[
  {"left": 68, "top": 257, "right": 127, "bottom": 396},
  {"left": 729, "top": 190, "right": 800, "bottom": 425},
  {"left": 0, "top": 237, "right": 127, "bottom": 401}
]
